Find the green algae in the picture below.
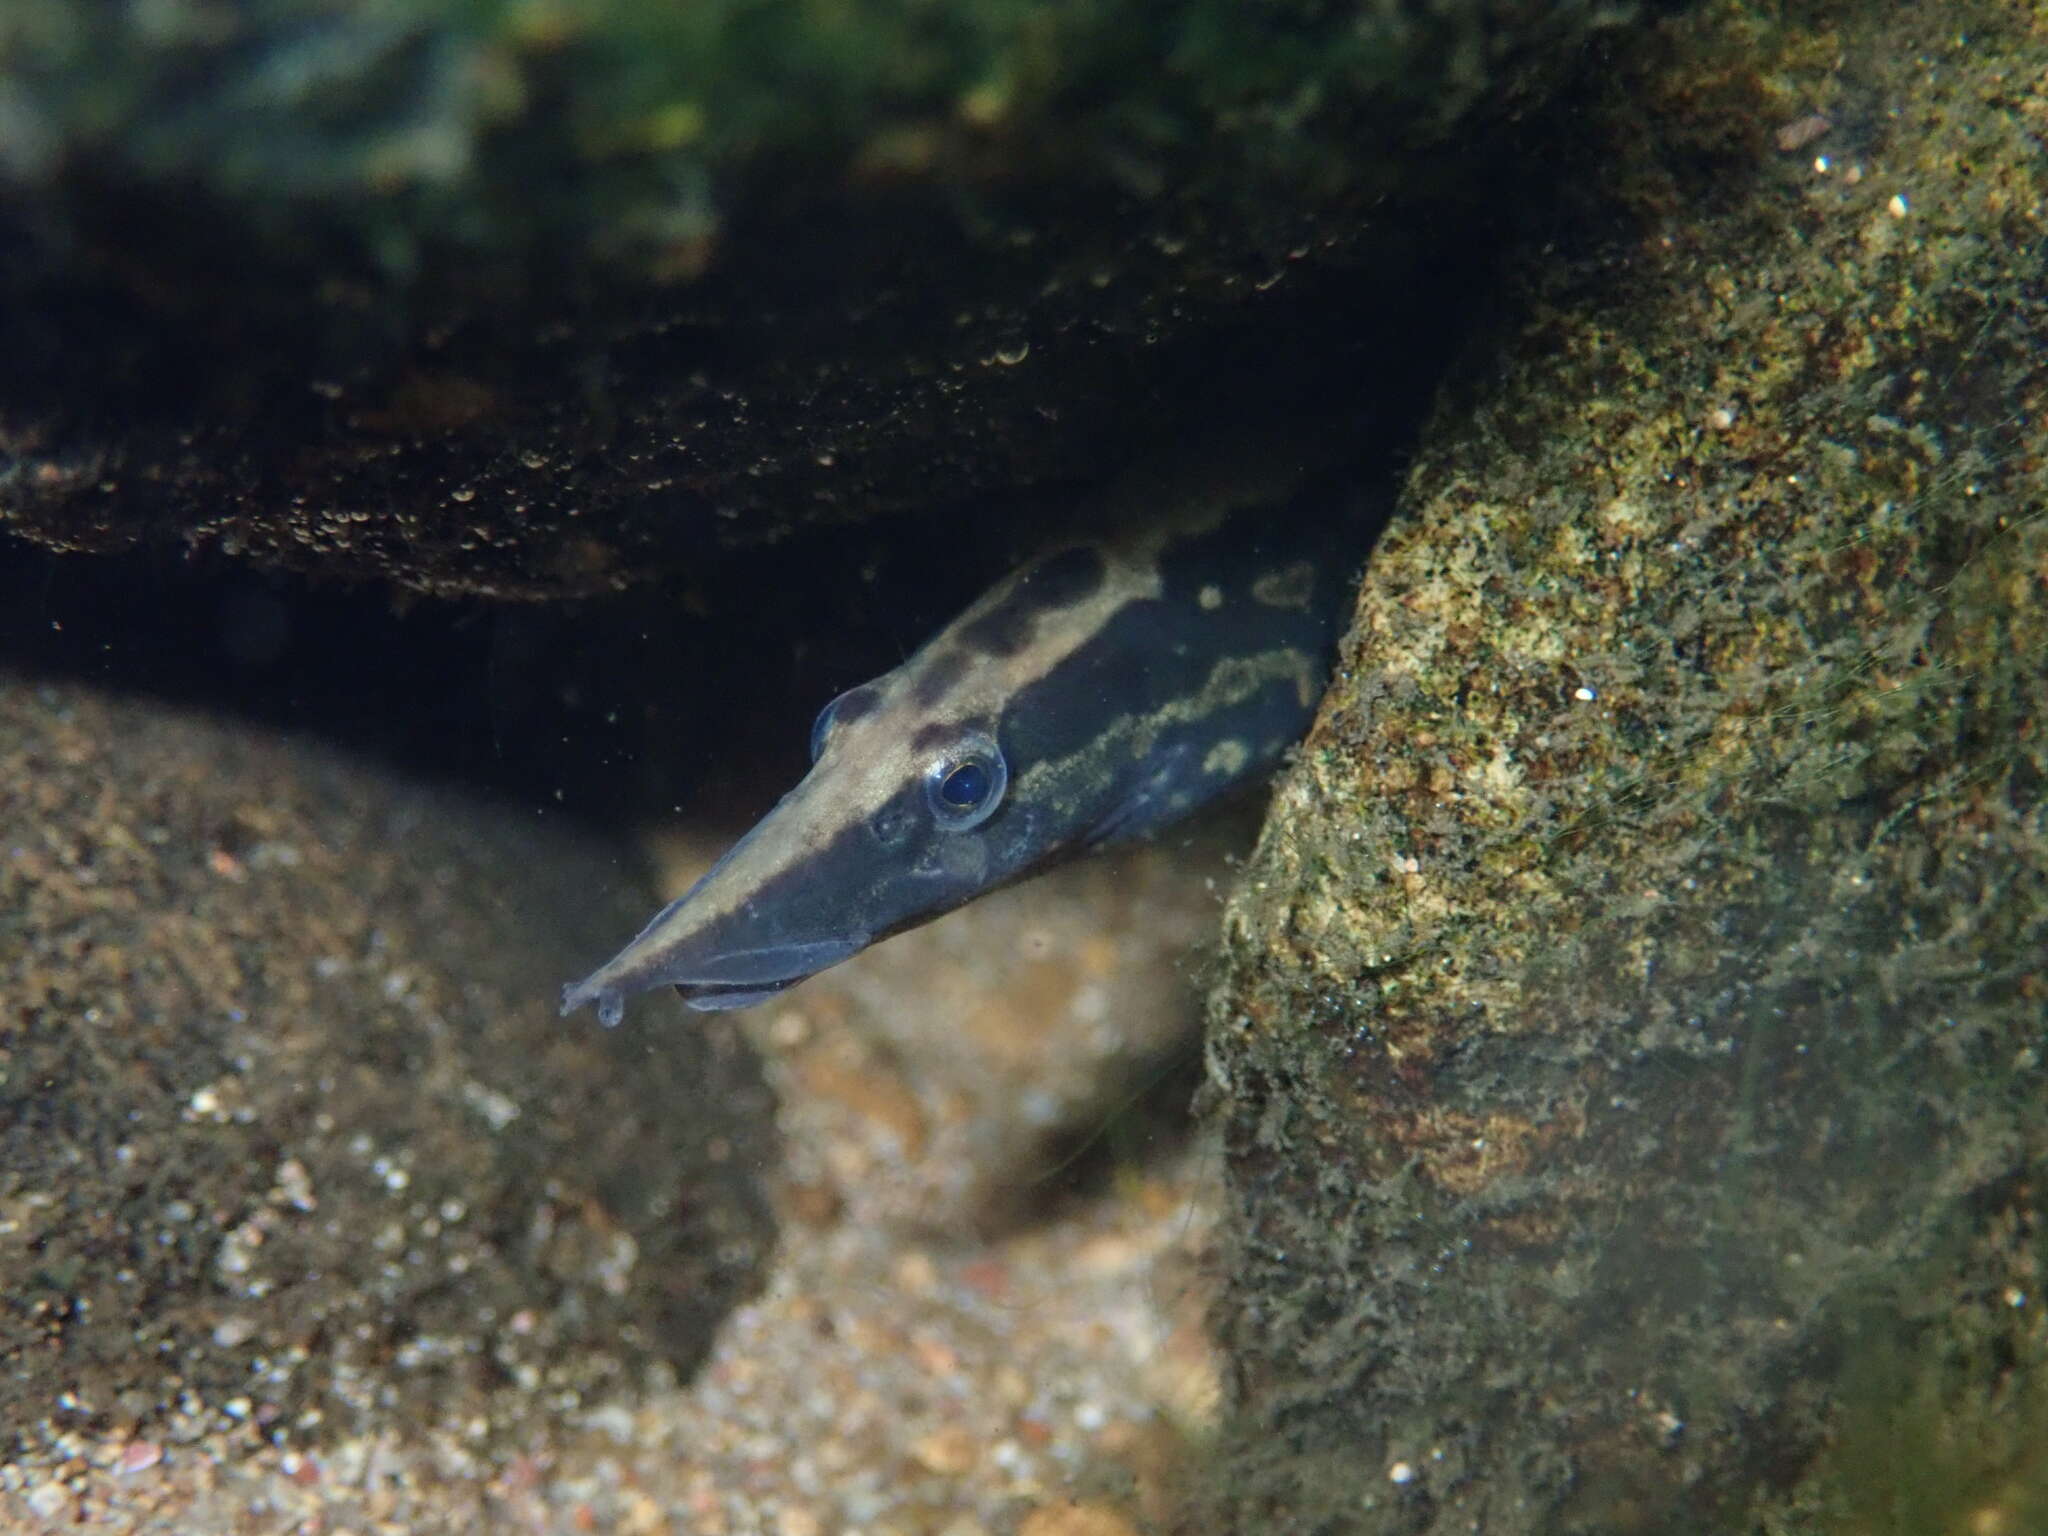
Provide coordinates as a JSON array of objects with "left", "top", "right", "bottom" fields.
[
  {"left": 1759, "top": 1196, "right": 2048, "bottom": 1536},
  {"left": 1, "top": 0, "right": 1643, "bottom": 262},
  {"left": 1197, "top": 0, "right": 2048, "bottom": 1529}
]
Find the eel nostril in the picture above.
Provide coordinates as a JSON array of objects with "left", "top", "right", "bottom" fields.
[{"left": 867, "top": 804, "right": 913, "bottom": 847}]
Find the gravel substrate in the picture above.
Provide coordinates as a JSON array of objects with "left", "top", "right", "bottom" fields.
[{"left": 5, "top": 685, "right": 1231, "bottom": 1533}]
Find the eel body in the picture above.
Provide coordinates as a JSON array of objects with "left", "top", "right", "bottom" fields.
[{"left": 562, "top": 450, "right": 1380, "bottom": 1024}]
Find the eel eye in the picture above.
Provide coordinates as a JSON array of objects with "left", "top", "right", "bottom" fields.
[{"left": 924, "top": 731, "right": 1007, "bottom": 831}]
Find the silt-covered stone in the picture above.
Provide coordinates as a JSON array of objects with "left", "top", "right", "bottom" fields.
[{"left": 1200, "top": 0, "right": 2048, "bottom": 1528}]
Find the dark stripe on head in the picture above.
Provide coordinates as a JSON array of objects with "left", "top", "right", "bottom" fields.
[
  {"left": 998, "top": 630, "right": 1327, "bottom": 857},
  {"left": 690, "top": 780, "right": 996, "bottom": 965},
  {"left": 679, "top": 816, "right": 883, "bottom": 975},
  {"left": 911, "top": 719, "right": 965, "bottom": 754},
  {"left": 952, "top": 545, "right": 1107, "bottom": 657},
  {"left": 909, "top": 648, "right": 971, "bottom": 707},
  {"left": 998, "top": 597, "right": 1208, "bottom": 773},
  {"left": 999, "top": 550, "right": 1337, "bottom": 781},
  {"left": 1080, "top": 674, "right": 1321, "bottom": 849}
]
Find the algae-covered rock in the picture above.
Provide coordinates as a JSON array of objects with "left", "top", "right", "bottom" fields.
[
  {"left": 0, "top": 675, "right": 777, "bottom": 1459},
  {"left": 0, "top": 0, "right": 1653, "bottom": 599},
  {"left": 1199, "top": 0, "right": 2048, "bottom": 1529}
]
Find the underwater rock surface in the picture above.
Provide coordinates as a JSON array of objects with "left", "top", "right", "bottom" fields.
[
  {"left": 0, "top": 676, "right": 777, "bottom": 1461},
  {"left": 1203, "top": 0, "right": 2048, "bottom": 1529},
  {"left": 0, "top": 0, "right": 1652, "bottom": 599}
]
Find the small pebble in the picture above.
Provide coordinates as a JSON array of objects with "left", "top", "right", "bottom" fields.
[
  {"left": 911, "top": 1425, "right": 979, "bottom": 1476},
  {"left": 115, "top": 1440, "right": 162, "bottom": 1475},
  {"left": 1774, "top": 112, "right": 1831, "bottom": 152}
]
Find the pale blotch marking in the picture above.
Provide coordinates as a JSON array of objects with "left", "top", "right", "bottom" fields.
[
  {"left": 1203, "top": 738, "right": 1251, "bottom": 777},
  {"left": 1289, "top": 652, "right": 1319, "bottom": 708},
  {"left": 1198, "top": 583, "right": 1224, "bottom": 611},
  {"left": 1251, "top": 561, "right": 1316, "bottom": 612},
  {"left": 1012, "top": 649, "right": 1315, "bottom": 811}
]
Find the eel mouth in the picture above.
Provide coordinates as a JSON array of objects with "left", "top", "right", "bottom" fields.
[
  {"left": 558, "top": 782, "right": 880, "bottom": 1026},
  {"left": 669, "top": 975, "right": 807, "bottom": 1013},
  {"left": 560, "top": 933, "right": 872, "bottom": 1025}
]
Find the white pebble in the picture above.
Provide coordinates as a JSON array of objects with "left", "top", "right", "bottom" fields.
[{"left": 26, "top": 1480, "right": 70, "bottom": 1518}]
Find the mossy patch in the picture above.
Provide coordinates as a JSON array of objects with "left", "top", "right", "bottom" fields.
[
  {"left": 1758, "top": 1189, "right": 2048, "bottom": 1536},
  {"left": 1197, "top": 0, "right": 2048, "bottom": 1529}
]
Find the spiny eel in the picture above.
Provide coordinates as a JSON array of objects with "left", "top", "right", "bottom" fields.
[{"left": 562, "top": 446, "right": 1384, "bottom": 1023}]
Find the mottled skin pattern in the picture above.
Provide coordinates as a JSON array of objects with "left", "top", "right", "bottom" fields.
[{"left": 562, "top": 452, "right": 1383, "bottom": 1024}]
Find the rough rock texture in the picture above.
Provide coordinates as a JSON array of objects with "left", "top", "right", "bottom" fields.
[
  {"left": 1200, "top": 0, "right": 2048, "bottom": 1530},
  {"left": 0, "top": 675, "right": 777, "bottom": 1463},
  {"left": 0, "top": 0, "right": 1657, "bottom": 599}
]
